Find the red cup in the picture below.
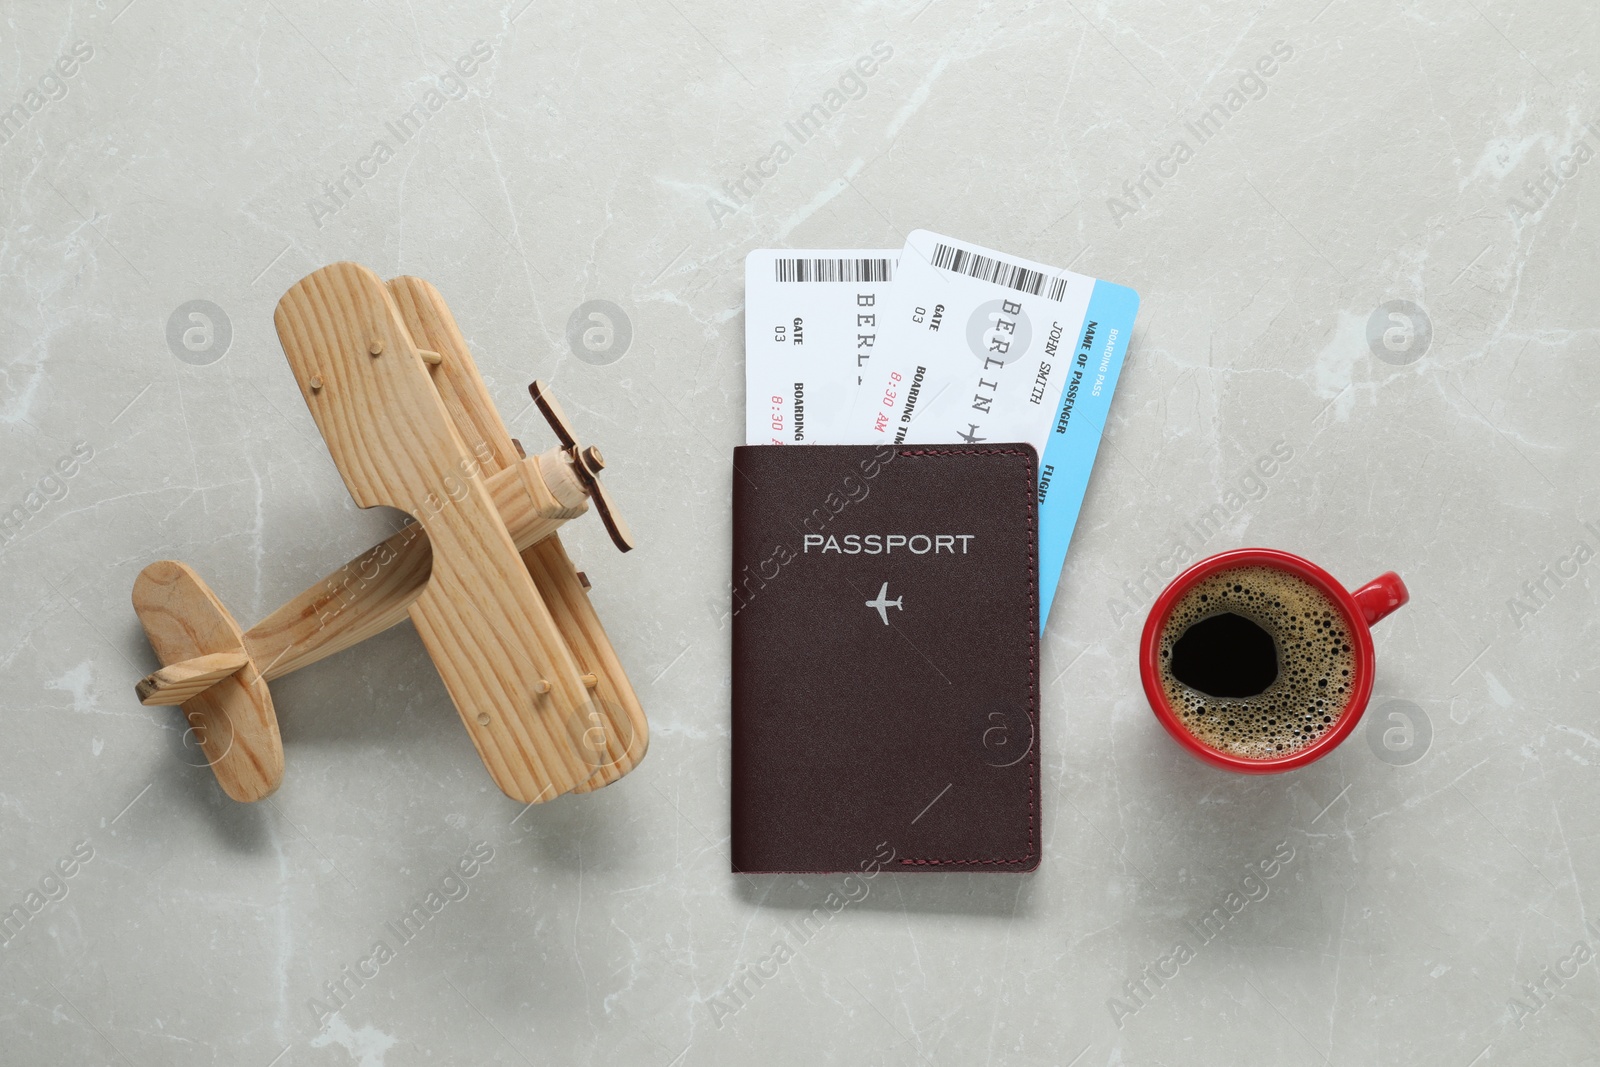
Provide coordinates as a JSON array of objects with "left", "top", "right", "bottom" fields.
[{"left": 1139, "top": 548, "right": 1408, "bottom": 773}]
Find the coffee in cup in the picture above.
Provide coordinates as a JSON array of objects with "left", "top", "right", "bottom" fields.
[
  {"left": 1139, "top": 549, "right": 1408, "bottom": 772},
  {"left": 1157, "top": 564, "right": 1355, "bottom": 758}
]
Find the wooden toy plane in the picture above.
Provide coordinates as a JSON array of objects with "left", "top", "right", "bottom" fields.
[{"left": 131, "top": 263, "right": 647, "bottom": 805}]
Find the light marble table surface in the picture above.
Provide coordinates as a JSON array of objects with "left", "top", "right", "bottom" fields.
[{"left": 3, "top": 1, "right": 1597, "bottom": 1064}]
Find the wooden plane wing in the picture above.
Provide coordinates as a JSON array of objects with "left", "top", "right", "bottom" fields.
[
  {"left": 385, "top": 274, "right": 643, "bottom": 794},
  {"left": 521, "top": 533, "right": 648, "bottom": 790},
  {"left": 386, "top": 275, "right": 584, "bottom": 525},
  {"left": 274, "top": 263, "right": 595, "bottom": 803}
]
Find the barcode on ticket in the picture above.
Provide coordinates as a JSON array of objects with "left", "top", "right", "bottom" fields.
[
  {"left": 930, "top": 243, "right": 1069, "bottom": 301},
  {"left": 773, "top": 257, "right": 894, "bottom": 283}
]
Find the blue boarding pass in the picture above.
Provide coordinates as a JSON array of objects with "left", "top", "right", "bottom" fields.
[{"left": 848, "top": 229, "right": 1139, "bottom": 632}]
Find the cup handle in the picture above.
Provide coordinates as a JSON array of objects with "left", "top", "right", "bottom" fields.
[{"left": 1351, "top": 572, "right": 1408, "bottom": 626}]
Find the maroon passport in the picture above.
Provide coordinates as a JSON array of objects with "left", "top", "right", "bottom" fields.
[{"left": 731, "top": 444, "right": 1040, "bottom": 874}]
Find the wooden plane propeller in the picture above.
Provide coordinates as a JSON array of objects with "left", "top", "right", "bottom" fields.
[{"left": 131, "top": 263, "right": 647, "bottom": 804}]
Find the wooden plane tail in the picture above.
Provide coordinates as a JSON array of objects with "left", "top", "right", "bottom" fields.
[{"left": 132, "top": 561, "right": 284, "bottom": 802}]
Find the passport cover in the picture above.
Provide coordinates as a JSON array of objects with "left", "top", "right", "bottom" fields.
[{"left": 731, "top": 444, "right": 1040, "bottom": 873}]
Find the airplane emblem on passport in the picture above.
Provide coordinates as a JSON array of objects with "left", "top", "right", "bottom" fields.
[{"left": 865, "top": 582, "right": 903, "bottom": 625}]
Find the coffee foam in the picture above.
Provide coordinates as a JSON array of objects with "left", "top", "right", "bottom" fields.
[{"left": 1159, "top": 565, "right": 1355, "bottom": 759}]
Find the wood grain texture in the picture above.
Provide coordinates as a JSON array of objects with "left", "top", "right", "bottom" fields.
[
  {"left": 387, "top": 274, "right": 639, "bottom": 796},
  {"left": 388, "top": 276, "right": 520, "bottom": 472},
  {"left": 274, "top": 262, "right": 596, "bottom": 803},
  {"left": 136, "top": 651, "right": 249, "bottom": 705},
  {"left": 522, "top": 534, "right": 649, "bottom": 792},
  {"left": 388, "top": 275, "right": 585, "bottom": 526},
  {"left": 132, "top": 561, "right": 283, "bottom": 802},
  {"left": 241, "top": 448, "right": 587, "bottom": 683}
]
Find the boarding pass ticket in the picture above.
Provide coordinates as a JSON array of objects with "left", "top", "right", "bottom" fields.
[
  {"left": 744, "top": 233, "right": 1138, "bottom": 630},
  {"left": 743, "top": 249, "right": 898, "bottom": 446}
]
